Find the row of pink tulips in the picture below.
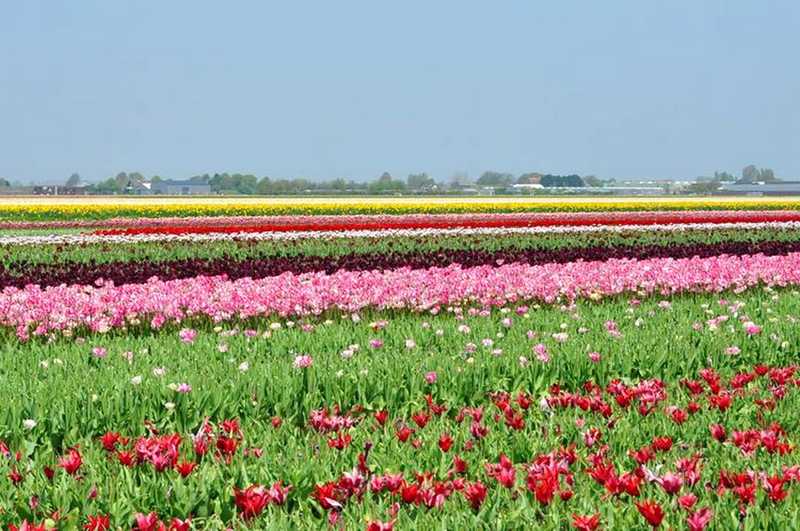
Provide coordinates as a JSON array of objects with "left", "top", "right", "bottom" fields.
[{"left": 1, "top": 252, "right": 798, "bottom": 339}]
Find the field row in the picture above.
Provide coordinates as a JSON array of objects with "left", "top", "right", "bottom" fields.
[
  {"left": 2, "top": 290, "right": 799, "bottom": 528},
  {"left": 2, "top": 196, "right": 800, "bottom": 220},
  {"left": 3, "top": 252, "right": 800, "bottom": 341},
  {"left": 3, "top": 235, "right": 800, "bottom": 291}
]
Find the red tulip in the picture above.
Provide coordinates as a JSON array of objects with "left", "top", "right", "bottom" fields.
[
  {"left": 709, "top": 392, "right": 732, "bottom": 411},
  {"left": 629, "top": 446, "right": 654, "bottom": 465},
  {"left": 117, "top": 450, "right": 136, "bottom": 467},
  {"left": 619, "top": 471, "right": 642, "bottom": 497},
  {"left": 764, "top": 475, "right": 789, "bottom": 503},
  {"left": 470, "top": 421, "right": 489, "bottom": 440},
  {"left": 651, "top": 437, "right": 673, "bottom": 452},
  {"left": 84, "top": 515, "right": 111, "bottom": 531},
  {"left": 169, "top": 518, "right": 191, "bottom": 531},
  {"left": 571, "top": 513, "right": 601, "bottom": 531},
  {"left": 235, "top": 484, "right": 271, "bottom": 519},
  {"left": 401, "top": 483, "right": 420, "bottom": 504},
  {"left": 268, "top": 481, "right": 292, "bottom": 505},
  {"left": 463, "top": 480, "right": 488, "bottom": 509},
  {"left": 411, "top": 411, "right": 430, "bottom": 428},
  {"left": 134, "top": 513, "right": 163, "bottom": 531},
  {"left": 487, "top": 454, "right": 516, "bottom": 488},
  {"left": 58, "top": 448, "right": 82, "bottom": 476},
  {"left": 366, "top": 520, "right": 394, "bottom": 531},
  {"left": 221, "top": 418, "right": 241, "bottom": 435},
  {"left": 216, "top": 435, "right": 239, "bottom": 457},
  {"left": 8, "top": 521, "right": 47, "bottom": 531},
  {"left": 678, "top": 493, "right": 698, "bottom": 511},
  {"left": 99, "top": 432, "right": 121, "bottom": 452},
  {"left": 374, "top": 410, "right": 389, "bottom": 426},
  {"left": 438, "top": 433, "right": 453, "bottom": 453},
  {"left": 636, "top": 499, "right": 664, "bottom": 528},
  {"left": 175, "top": 461, "right": 196, "bottom": 478},
  {"left": 453, "top": 454, "right": 468, "bottom": 475},
  {"left": 670, "top": 408, "right": 688, "bottom": 424},
  {"left": 327, "top": 433, "right": 352, "bottom": 450},
  {"left": 396, "top": 426, "right": 414, "bottom": 443},
  {"left": 8, "top": 468, "right": 23, "bottom": 486}
]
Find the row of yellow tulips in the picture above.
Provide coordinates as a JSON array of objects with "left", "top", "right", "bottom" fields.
[{"left": 2, "top": 195, "right": 800, "bottom": 220}]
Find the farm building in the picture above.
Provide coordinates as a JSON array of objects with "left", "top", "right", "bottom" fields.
[
  {"left": 150, "top": 180, "right": 211, "bottom": 195},
  {"left": 719, "top": 182, "right": 800, "bottom": 195}
]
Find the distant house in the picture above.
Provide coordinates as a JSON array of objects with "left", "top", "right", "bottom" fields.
[
  {"left": 0, "top": 186, "right": 34, "bottom": 195},
  {"left": 32, "top": 185, "right": 89, "bottom": 196},
  {"left": 125, "top": 180, "right": 152, "bottom": 195},
  {"left": 511, "top": 183, "right": 544, "bottom": 192},
  {"left": 517, "top": 173, "right": 543, "bottom": 185},
  {"left": 151, "top": 180, "right": 211, "bottom": 195}
]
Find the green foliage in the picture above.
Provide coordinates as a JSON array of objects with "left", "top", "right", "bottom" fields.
[
  {"left": 406, "top": 173, "right": 436, "bottom": 191},
  {"left": 368, "top": 173, "right": 406, "bottom": 194},
  {"left": 477, "top": 172, "right": 514, "bottom": 187},
  {"left": 540, "top": 174, "right": 585, "bottom": 187},
  {"left": 1, "top": 288, "right": 799, "bottom": 527}
]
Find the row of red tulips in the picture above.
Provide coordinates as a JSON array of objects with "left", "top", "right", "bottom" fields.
[{"left": 90, "top": 210, "right": 800, "bottom": 236}]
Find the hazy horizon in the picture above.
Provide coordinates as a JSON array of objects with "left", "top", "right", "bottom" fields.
[{"left": 2, "top": 1, "right": 798, "bottom": 184}]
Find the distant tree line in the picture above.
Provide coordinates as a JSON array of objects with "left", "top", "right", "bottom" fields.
[
  {"left": 66, "top": 169, "right": 595, "bottom": 195},
  {"left": 539, "top": 174, "right": 585, "bottom": 187},
  {"left": 9, "top": 168, "right": 599, "bottom": 196},
  {"left": 739, "top": 165, "right": 776, "bottom": 183},
  {"left": 2, "top": 164, "right": 787, "bottom": 196},
  {"left": 687, "top": 164, "right": 779, "bottom": 193}
]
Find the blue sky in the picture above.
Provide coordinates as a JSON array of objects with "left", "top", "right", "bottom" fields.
[{"left": 1, "top": 1, "right": 798, "bottom": 183}]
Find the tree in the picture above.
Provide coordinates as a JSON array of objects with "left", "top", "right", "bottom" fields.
[
  {"left": 209, "top": 173, "right": 229, "bottom": 192},
  {"left": 369, "top": 172, "right": 406, "bottom": 194},
  {"left": 329, "top": 178, "right": 349, "bottom": 191},
  {"left": 256, "top": 177, "right": 272, "bottom": 195},
  {"left": 93, "top": 178, "right": 122, "bottom": 194},
  {"left": 566, "top": 174, "right": 584, "bottom": 187},
  {"left": 407, "top": 173, "right": 435, "bottom": 190},
  {"left": 741, "top": 165, "right": 759, "bottom": 183},
  {"left": 113, "top": 172, "right": 130, "bottom": 189},
  {"left": 687, "top": 181, "right": 721, "bottom": 194},
  {"left": 448, "top": 172, "right": 472, "bottom": 189},
  {"left": 235, "top": 174, "right": 258, "bottom": 194},
  {"left": 477, "top": 171, "right": 514, "bottom": 187},
  {"left": 540, "top": 174, "right": 585, "bottom": 187},
  {"left": 760, "top": 168, "right": 776, "bottom": 182},
  {"left": 0, "top": 178, "right": 10, "bottom": 187},
  {"left": 583, "top": 175, "right": 602, "bottom": 187},
  {"left": 65, "top": 173, "right": 81, "bottom": 186}
]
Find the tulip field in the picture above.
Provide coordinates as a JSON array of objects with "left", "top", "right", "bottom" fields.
[{"left": 4, "top": 197, "right": 800, "bottom": 530}]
